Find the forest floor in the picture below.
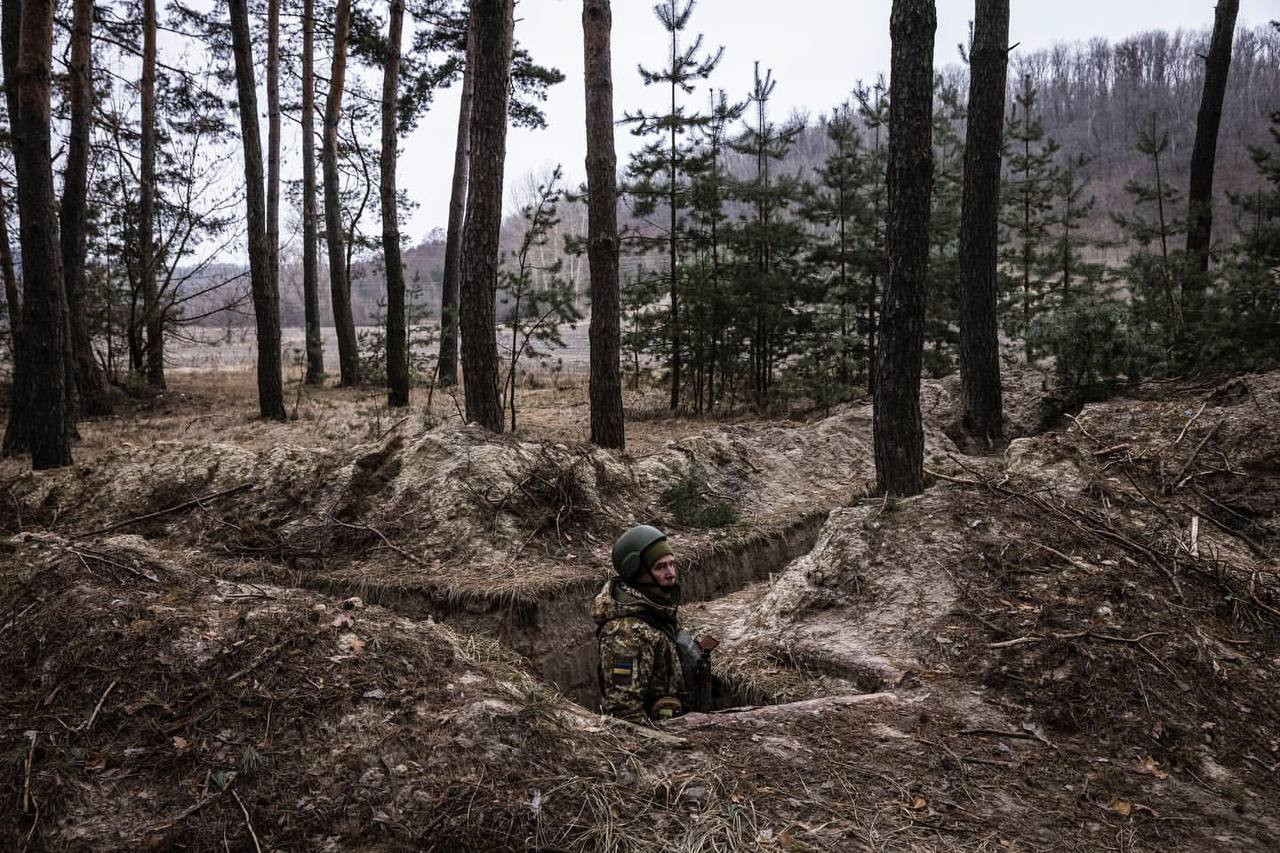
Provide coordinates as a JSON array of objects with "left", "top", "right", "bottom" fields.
[{"left": 2, "top": 366, "right": 1279, "bottom": 851}]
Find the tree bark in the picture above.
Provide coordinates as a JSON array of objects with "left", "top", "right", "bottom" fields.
[
  {"left": 60, "top": 0, "right": 110, "bottom": 417},
  {"left": 6, "top": 0, "right": 70, "bottom": 468},
  {"left": 873, "top": 0, "right": 934, "bottom": 497},
  {"left": 957, "top": 0, "right": 1007, "bottom": 448},
  {"left": 230, "top": 0, "right": 287, "bottom": 421},
  {"left": 1, "top": 0, "right": 25, "bottom": 457},
  {"left": 1183, "top": 0, "right": 1239, "bottom": 304},
  {"left": 322, "top": 0, "right": 359, "bottom": 386},
  {"left": 438, "top": 18, "right": 476, "bottom": 388},
  {"left": 0, "top": 180, "right": 17, "bottom": 341},
  {"left": 583, "top": 0, "right": 624, "bottom": 449},
  {"left": 459, "top": 0, "right": 513, "bottom": 431},
  {"left": 140, "top": 0, "right": 163, "bottom": 387},
  {"left": 267, "top": 0, "right": 281, "bottom": 365},
  {"left": 301, "top": 0, "right": 325, "bottom": 384},
  {"left": 382, "top": 0, "right": 409, "bottom": 407}
]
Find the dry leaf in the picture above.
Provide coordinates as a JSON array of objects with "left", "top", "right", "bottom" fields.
[
  {"left": 172, "top": 736, "right": 189, "bottom": 751},
  {"left": 909, "top": 794, "right": 928, "bottom": 810},
  {"left": 1110, "top": 798, "right": 1133, "bottom": 816},
  {"left": 1134, "top": 756, "right": 1169, "bottom": 779}
]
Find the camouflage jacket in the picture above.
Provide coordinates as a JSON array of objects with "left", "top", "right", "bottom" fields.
[{"left": 592, "top": 578, "right": 685, "bottom": 724}]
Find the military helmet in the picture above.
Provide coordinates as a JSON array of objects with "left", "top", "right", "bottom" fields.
[{"left": 611, "top": 524, "right": 668, "bottom": 582}]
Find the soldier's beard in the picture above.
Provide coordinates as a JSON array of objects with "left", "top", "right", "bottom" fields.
[{"left": 636, "top": 581, "right": 681, "bottom": 610}]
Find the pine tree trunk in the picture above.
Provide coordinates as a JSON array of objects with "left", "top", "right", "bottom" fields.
[
  {"left": 60, "top": 0, "right": 110, "bottom": 417},
  {"left": 438, "top": 19, "right": 476, "bottom": 389},
  {"left": 267, "top": 0, "right": 281, "bottom": 363},
  {"left": 140, "top": 0, "right": 163, "bottom": 387},
  {"left": 957, "top": 0, "right": 1007, "bottom": 448},
  {"left": 382, "top": 0, "right": 409, "bottom": 408},
  {"left": 0, "top": 180, "right": 18, "bottom": 342},
  {"left": 1183, "top": 0, "right": 1239, "bottom": 308},
  {"left": 873, "top": 0, "right": 934, "bottom": 497},
  {"left": 583, "top": 0, "right": 624, "bottom": 449},
  {"left": 301, "top": 0, "right": 324, "bottom": 384},
  {"left": 230, "top": 0, "right": 287, "bottom": 421},
  {"left": 323, "top": 0, "right": 359, "bottom": 386},
  {"left": 2, "top": 0, "right": 27, "bottom": 457},
  {"left": 6, "top": 0, "right": 70, "bottom": 468},
  {"left": 459, "top": 0, "right": 513, "bottom": 432}
]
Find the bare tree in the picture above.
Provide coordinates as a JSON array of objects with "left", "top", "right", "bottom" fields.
[
  {"left": 61, "top": 0, "right": 111, "bottom": 417},
  {"left": 0, "top": 180, "right": 17, "bottom": 343},
  {"left": 460, "top": 0, "right": 514, "bottom": 431},
  {"left": 957, "top": 0, "right": 1008, "bottom": 448},
  {"left": 302, "top": 0, "right": 324, "bottom": 383},
  {"left": 583, "top": 0, "right": 624, "bottom": 448},
  {"left": 1183, "top": 0, "right": 1240, "bottom": 312},
  {"left": 438, "top": 17, "right": 475, "bottom": 388},
  {"left": 141, "top": 0, "right": 163, "bottom": 387},
  {"left": 382, "top": 0, "right": 409, "bottom": 407},
  {"left": 229, "top": 0, "right": 287, "bottom": 420},
  {"left": 5, "top": 0, "right": 71, "bottom": 467},
  {"left": 323, "top": 0, "right": 360, "bottom": 386},
  {"left": 873, "top": 0, "right": 935, "bottom": 497}
]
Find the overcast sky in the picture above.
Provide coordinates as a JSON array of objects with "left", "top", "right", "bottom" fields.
[{"left": 394, "top": 0, "right": 1274, "bottom": 242}]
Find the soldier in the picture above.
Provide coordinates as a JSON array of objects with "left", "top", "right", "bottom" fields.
[{"left": 592, "top": 524, "right": 716, "bottom": 724}]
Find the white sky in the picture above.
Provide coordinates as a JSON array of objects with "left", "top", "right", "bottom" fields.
[{"left": 391, "top": 0, "right": 1274, "bottom": 242}]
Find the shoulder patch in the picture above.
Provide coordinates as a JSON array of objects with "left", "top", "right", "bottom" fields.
[{"left": 611, "top": 656, "right": 635, "bottom": 686}]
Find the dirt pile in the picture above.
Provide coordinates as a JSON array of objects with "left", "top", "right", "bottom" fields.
[{"left": 4, "top": 370, "right": 1280, "bottom": 850}]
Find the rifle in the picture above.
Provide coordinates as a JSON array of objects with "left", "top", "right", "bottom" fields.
[{"left": 675, "top": 630, "right": 719, "bottom": 712}]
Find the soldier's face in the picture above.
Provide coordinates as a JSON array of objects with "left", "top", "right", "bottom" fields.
[{"left": 649, "top": 555, "right": 678, "bottom": 587}]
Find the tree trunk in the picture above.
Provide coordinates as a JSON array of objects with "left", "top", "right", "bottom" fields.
[
  {"left": 141, "top": 0, "right": 163, "bottom": 387},
  {"left": 6, "top": 0, "right": 70, "bottom": 468},
  {"left": 301, "top": 0, "right": 324, "bottom": 384},
  {"left": 957, "top": 0, "right": 1007, "bottom": 448},
  {"left": 1183, "top": 0, "right": 1239, "bottom": 307},
  {"left": 459, "top": 0, "right": 513, "bottom": 432},
  {"left": 382, "top": 0, "right": 409, "bottom": 407},
  {"left": 438, "top": 17, "right": 476, "bottom": 388},
  {"left": 322, "top": 0, "right": 359, "bottom": 386},
  {"left": 60, "top": 0, "right": 110, "bottom": 417},
  {"left": 873, "top": 0, "right": 934, "bottom": 497},
  {"left": 267, "top": 0, "right": 281, "bottom": 366},
  {"left": 0, "top": 179, "right": 17, "bottom": 342},
  {"left": 1, "top": 0, "right": 27, "bottom": 456},
  {"left": 229, "top": 0, "right": 287, "bottom": 421},
  {"left": 583, "top": 0, "right": 624, "bottom": 449}
]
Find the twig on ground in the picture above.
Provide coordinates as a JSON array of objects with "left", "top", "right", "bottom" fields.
[
  {"left": 232, "top": 789, "right": 263, "bottom": 853},
  {"left": 924, "top": 467, "right": 982, "bottom": 488},
  {"left": 145, "top": 789, "right": 225, "bottom": 834},
  {"left": 1, "top": 600, "right": 39, "bottom": 636},
  {"left": 326, "top": 514, "right": 433, "bottom": 569},
  {"left": 76, "top": 483, "right": 254, "bottom": 537},
  {"left": 1173, "top": 403, "right": 1207, "bottom": 447},
  {"left": 1167, "top": 420, "right": 1222, "bottom": 494},
  {"left": 81, "top": 678, "right": 119, "bottom": 732},
  {"left": 1064, "top": 413, "right": 1101, "bottom": 445},
  {"left": 379, "top": 415, "right": 412, "bottom": 440},
  {"left": 1031, "top": 542, "right": 1093, "bottom": 572},
  {"left": 21, "top": 732, "right": 36, "bottom": 815}
]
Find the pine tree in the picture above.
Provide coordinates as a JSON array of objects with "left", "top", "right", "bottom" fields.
[
  {"left": 803, "top": 102, "right": 864, "bottom": 387},
  {"left": 1051, "top": 152, "right": 1101, "bottom": 304},
  {"left": 924, "top": 77, "right": 965, "bottom": 375},
  {"left": 853, "top": 77, "right": 890, "bottom": 394},
  {"left": 874, "top": 0, "right": 935, "bottom": 498},
  {"left": 728, "top": 63, "right": 807, "bottom": 409},
  {"left": 1112, "top": 114, "right": 1185, "bottom": 349},
  {"left": 498, "top": 167, "right": 583, "bottom": 431},
  {"left": 622, "top": 0, "right": 723, "bottom": 411},
  {"left": 999, "top": 75, "right": 1059, "bottom": 360},
  {"left": 957, "top": 0, "right": 1009, "bottom": 447}
]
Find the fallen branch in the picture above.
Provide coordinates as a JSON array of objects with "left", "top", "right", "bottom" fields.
[
  {"left": 145, "top": 789, "right": 225, "bottom": 834},
  {"left": 325, "top": 514, "right": 433, "bottom": 569},
  {"left": 664, "top": 692, "right": 899, "bottom": 731},
  {"left": 1167, "top": 420, "right": 1222, "bottom": 494},
  {"left": 81, "top": 678, "right": 119, "bottom": 732},
  {"left": 1173, "top": 402, "right": 1207, "bottom": 447},
  {"left": 76, "top": 483, "right": 254, "bottom": 537},
  {"left": 21, "top": 732, "right": 36, "bottom": 815},
  {"left": 232, "top": 789, "right": 263, "bottom": 853}
]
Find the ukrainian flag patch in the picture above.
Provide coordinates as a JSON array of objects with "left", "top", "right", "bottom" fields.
[{"left": 611, "top": 657, "right": 634, "bottom": 686}]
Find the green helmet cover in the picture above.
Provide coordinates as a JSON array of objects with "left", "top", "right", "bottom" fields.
[{"left": 611, "top": 524, "right": 668, "bottom": 582}]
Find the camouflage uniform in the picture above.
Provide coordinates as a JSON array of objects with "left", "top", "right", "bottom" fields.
[{"left": 592, "top": 578, "right": 685, "bottom": 724}]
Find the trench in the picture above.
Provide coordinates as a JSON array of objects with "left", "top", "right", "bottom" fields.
[{"left": 308, "top": 508, "right": 831, "bottom": 709}]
